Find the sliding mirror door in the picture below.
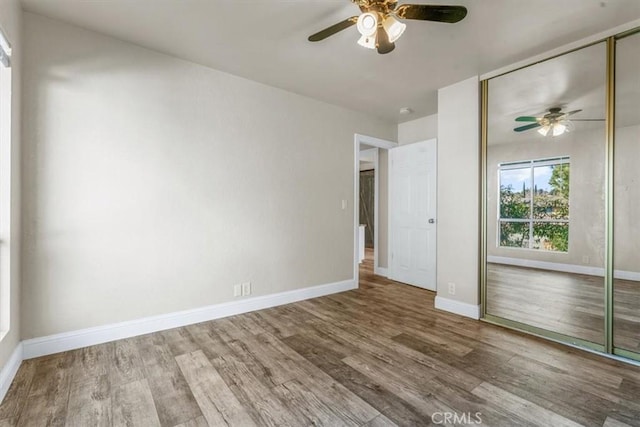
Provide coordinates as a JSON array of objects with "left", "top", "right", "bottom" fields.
[
  {"left": 614, "top": 32, "right": 640, "bottom": 358},
  {"left": 485, "top": 42, "right": 607, "bottom": 347}
]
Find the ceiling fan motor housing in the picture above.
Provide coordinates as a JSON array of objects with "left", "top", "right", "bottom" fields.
[{"left": 356, "top": 0, "right": 398, "bottom": 15}]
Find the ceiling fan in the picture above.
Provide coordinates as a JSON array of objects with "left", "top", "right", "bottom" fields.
[
  {"left": 307, "top": 0, "right": 468, "bottom": 54},
  {"left": 514, "top": 107, "right": 604, "bottom": 137}
]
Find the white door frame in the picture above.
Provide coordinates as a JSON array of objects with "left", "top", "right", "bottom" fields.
[{"left": 353, "top": 134, "right": 398, "bottom": 287}]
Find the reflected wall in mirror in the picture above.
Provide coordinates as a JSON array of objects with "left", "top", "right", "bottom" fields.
[
  {"left": 614, "top": 32, "right": 640, "bottom": 354},
  {"left": 485, "top": 42, "right": 607, "bottom": 345}
]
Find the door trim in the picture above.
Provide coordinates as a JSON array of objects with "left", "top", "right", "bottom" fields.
[{"left": 353, "top": 134, "right": 397, "bottom": 287}]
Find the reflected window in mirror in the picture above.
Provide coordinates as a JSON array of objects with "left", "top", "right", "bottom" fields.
[{"left": 498, "top": 157, "right": 569, "bottom": 252}]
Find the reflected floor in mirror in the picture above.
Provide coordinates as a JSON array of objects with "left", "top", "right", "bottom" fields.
[
  {"left": 614, "top": 278, "right": 640, "bottom": 353},
  {"left": 487, "top": 263, "right": 640, "bottom": 351}
]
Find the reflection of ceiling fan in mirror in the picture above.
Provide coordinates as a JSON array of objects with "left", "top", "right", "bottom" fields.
[
  {"left": 514, "top": 107, "right": 605, "bottom": 137},
  {"left": 307, "top": 0, "right": 467, "bottom": 54}
]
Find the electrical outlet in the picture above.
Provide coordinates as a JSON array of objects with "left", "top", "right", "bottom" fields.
[
  {"left": 448, "top": 282, "right": 456, "bottom": 295},
  {"left": 242, "top": 282, "right": 251, "bottom": 296},
  {"left": 233, "top": 284, "right": 242, "bottom": 297}
]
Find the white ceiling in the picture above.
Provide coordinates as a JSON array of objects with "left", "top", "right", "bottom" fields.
[{"left": 21, "top": 0, "right": 640, "bottom": 123}]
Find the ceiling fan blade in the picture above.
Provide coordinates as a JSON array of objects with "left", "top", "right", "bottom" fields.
[
  {"left": 514, "top": 123, "right": 541, "bottom": 132},
  {"left": 571, "top": 118, "right": 605, "bottom": 121},
  {"left": 308, "top": 16, "right": 358, "bottom": 42},
  {"left": 395, "top": 4, "right": 467, "bottom": 23},
  {"left": 563, "top": 109, "right": 583, "bottom": 116},
  {"left": 515, "top": 116, "right": 540, "bottom": 122},
  {"left": 376, "top": 27, "right": 395, "bottom": 54}
]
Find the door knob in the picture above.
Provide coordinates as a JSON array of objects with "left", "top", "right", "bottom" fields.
[{"left": 429, "top": 218, "right": 436, "bottom": 224}]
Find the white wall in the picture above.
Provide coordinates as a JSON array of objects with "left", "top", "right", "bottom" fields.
[
  {"left": 398, "top": 114, "right": 438, "bottom": 145},
  {"left": 436, "top": 77, "right": 479, "bottom": 309},
  {"left": 0, "top": 0, "right": 22, "bottom": 377},
  {"left": 21, "top": 13, "right": 396, "bottom": 339}
]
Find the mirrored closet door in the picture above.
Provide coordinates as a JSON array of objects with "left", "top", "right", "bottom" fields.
[
  {"left": 483, "top": 29, "right": 640, "bottom": 362},
  {"left": 613, "top": 31, "right": 640, "bottom": 358},
  {"left": 484, "top": 42, "right": 608, "bottom": 348}
]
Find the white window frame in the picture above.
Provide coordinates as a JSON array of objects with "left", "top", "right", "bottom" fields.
[{"left": 498, "top": 156, "right": 570, "bottom": 252}]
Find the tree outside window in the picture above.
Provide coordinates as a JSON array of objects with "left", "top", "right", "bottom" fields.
[{"left": 499, "top": 157, "right": 570, "bottom": 252}]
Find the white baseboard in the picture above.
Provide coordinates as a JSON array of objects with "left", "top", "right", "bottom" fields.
[
  {"left": 22, "top": 279, "right": 356, "bottom": 360},
  {"left": 487, "top": 256, "right": 640, "bottom": 281},
  {"left": 374, "top": 267, "right": 388, "bottom": 277},
  {"left": 0, "top": 343, "right": 23, "bottom": 403},
  {"left": 615, "top": 270, "right": 640, "bottom": 281},
  {"left": 434, "top": 296, "right": 481, "bottom": 320},
  {"left": 488, "top": 256, "right": 602, "bottom": 276}
]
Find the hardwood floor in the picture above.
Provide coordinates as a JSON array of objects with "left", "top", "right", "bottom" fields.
[
  {"left": 487, "top": 263, "right": 640, "bottom": 351},
  {"left": 2, "top": 253, "right": 640, "bottom": 426}
]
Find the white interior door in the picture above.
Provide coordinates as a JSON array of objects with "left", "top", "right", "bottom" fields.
[{"left": 389, "top": 139, "right": 437, "bottom": 290}]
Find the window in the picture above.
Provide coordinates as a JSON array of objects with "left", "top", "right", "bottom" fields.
[{"left": 498, "top": 157, "right": 570, "bottom": 252}]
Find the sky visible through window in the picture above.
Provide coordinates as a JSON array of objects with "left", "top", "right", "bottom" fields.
[{"left": 501, "top": 166, "right": 554, "bottom": 192}]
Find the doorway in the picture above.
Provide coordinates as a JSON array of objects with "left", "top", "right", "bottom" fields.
[
  {"left": 353, "top": 134, "right": 438, "bottom": 293},
  {"left": 359, "top": 148, "right": 376, "bottom": 265},
  {"left": 353, "top": 134, "right": 397, "bottom": 286}
]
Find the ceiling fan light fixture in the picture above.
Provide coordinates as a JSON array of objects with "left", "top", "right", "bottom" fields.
[
  {"left": 537, "top": 122, "right": 568, "bottom": 137},
  {"left": 552, "top": 123, "right": 567, "bottom": 137},
  {"left": 357, "top": 34, "right": 376, "bottom": 49},
  {"left": 537, "top": 125, "right": 551, "bottom": 137},
  {"left": 357, "top": 12, "right": 378, "bottom": 37},
  {"left": 383, "top": 16, "right": 406, "bottom": 43}
]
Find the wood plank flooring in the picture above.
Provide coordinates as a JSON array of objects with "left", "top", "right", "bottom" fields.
[
  {"left": 487, "top": 263, "right": 640, "bottom": 351},
  {"left": 2, "top": 251, "right": 640, "bottom": 426}
]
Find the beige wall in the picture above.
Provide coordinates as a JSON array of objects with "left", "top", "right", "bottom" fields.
[
  {"left": 0, "top": 0, "right": 21, "bottom": 373},
  {"left": 436, "top": 76, "right": 480, "bottom": 306},
  {"left": 487, "top": 127, "right": 607, "bottom": 268},
  {"left": 398, "top": 114, "right": 437, "bottom": 145},
  {"left": 21, "top": 13, "right": 395, "bottom": 339},
  {"left": 614, "top": 125, "right": 640, "bottom": 273}
]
